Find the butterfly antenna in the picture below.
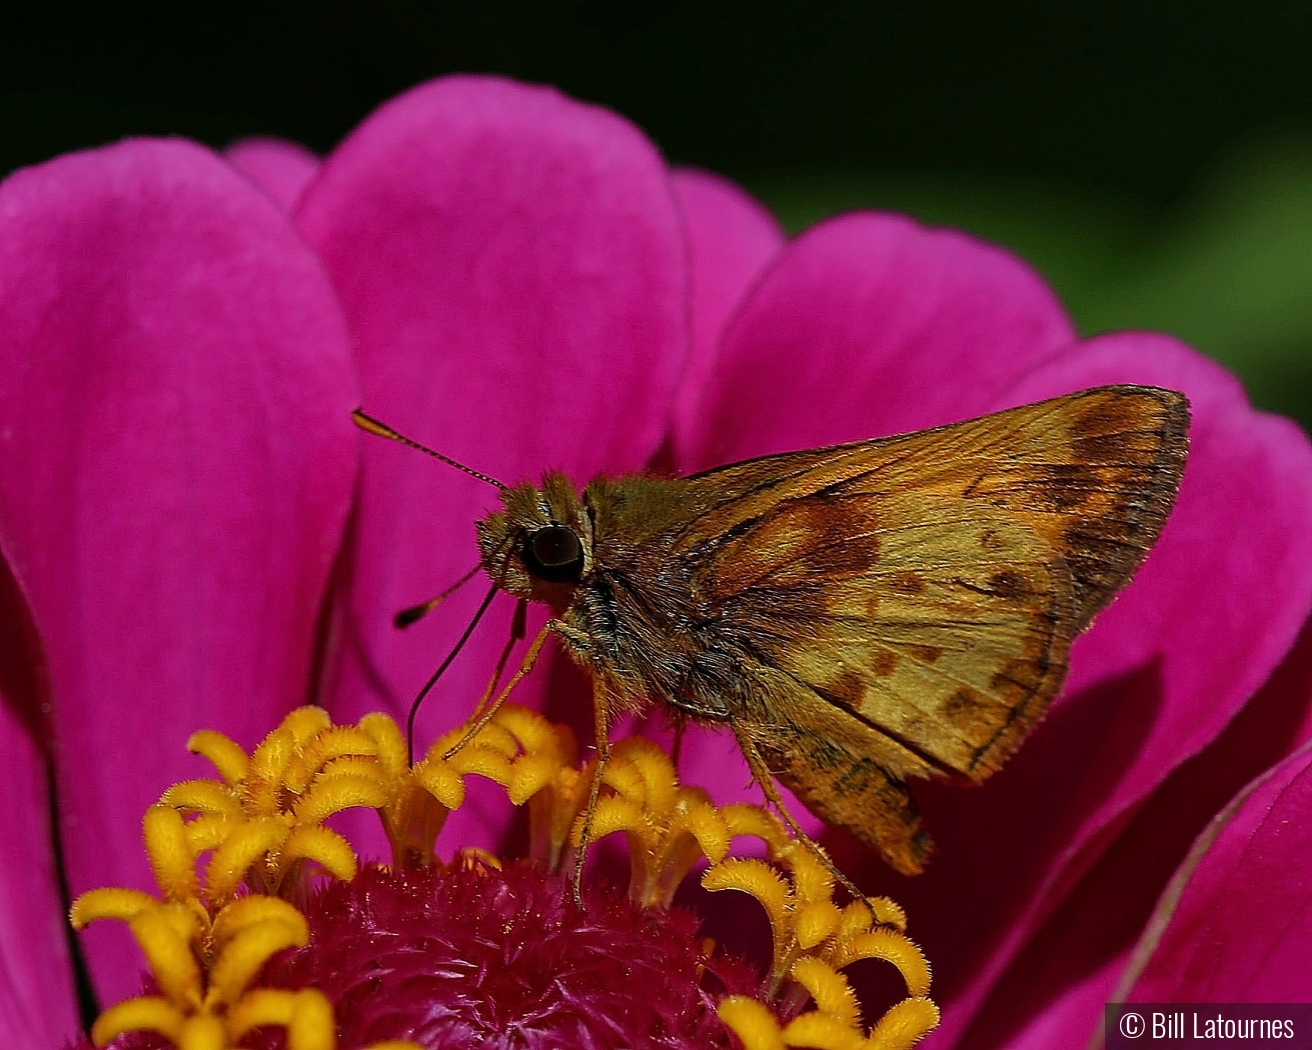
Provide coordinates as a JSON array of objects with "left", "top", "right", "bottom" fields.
[
  {"left": 395, "top": 563, "right": 483, "bottom": 629},
  {"left": 352, "top": 408, "right": 508, "bottom": 492},
  {"left": 405, "top": 581, "right": 500, "bottom": 765}
]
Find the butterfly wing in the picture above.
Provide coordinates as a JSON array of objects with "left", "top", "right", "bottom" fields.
[
  {"left": 572, "top": 386, "right": 1186, "bottom": 873},
  {"left": 663, "top": 385, "right": 1188, "bottom": 873}
]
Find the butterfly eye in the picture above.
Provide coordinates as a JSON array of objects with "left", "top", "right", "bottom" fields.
[{"left": 523, "top": 525, "right": 585, "bottom": 583}]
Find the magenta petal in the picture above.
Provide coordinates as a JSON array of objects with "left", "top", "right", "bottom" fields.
[
  {"left": 955, "top": 617, "right": 1312, "bottom": 1049},
  {"left": 0, "top": 139, "right": 358, "bottom": 1004},
  {"left": 668, "top": 168, "right": 784, "bottom": 454},
  {"left": 1124, "top": 741, "right": 1312, "bottom": 999},
  {"left": 224, "top": 136, "right": 321, "bottom": 211},
  {"left": 299, "top": 76, "right": 688, "bottom": 822},
  {"left": 881, "top": 334, "right": 1312, "bottom": 1045},
  {"left": 675, "top": 212, "right": 1076, "bottom": 471},
  {"left": 0, "top": 556, "right": 78, "bottom": 1048}
]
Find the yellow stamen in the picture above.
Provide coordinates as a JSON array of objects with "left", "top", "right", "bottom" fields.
[
  {"left": 705, "top": 828, "right": 936, "bottom": 1048},
  {"left": 143, "top": 805, "right": 202, "bottom": 903},
  {"left": 227, "top": 988, "right": 334, "bottom": 1050},
  {"left": 91, "top": 995, "right": 187, "bottom": 1046},
  {"left": 277, "top": 824, "right": 359, "bottom": 883},
  {"left": 70, "top": 887, "right": 158, "bottom": 927},
  {"left": 572, "top": 736, "right": 742, "bottom": 907},
  {"left": 718, "top": 996, "right": 787, "bottom": 1050},
  {"left": 160, "top": 779, "right": 245, "bottom": 819},
  {"left": 186, "top": 729, "right": 250, "bottom": 786},
  {"left": 867, "top": 998, "right": 941, "bottom": 1050},
  {"left": 831, "top": 928, "right": 932, "bottom": 999},
  {"left": 126, "top": 905, "right": 204, "bottom": 1007},
  {"left": 282, "top": 705, "right": 332, "bottom": 744},
  {"left": 209, "top": 894, "right": 307, "bottom": 944},
  {"left": 702, "top": 858, "right": 791, "bottom": 973},
  {"left": 720, "top": 991, "right": 940, "bottom": 1050},
  {"left": 244, "top": 726, "right": 297, "bottom": 815},
  {"left": 790, "top": 957, "right": 860, "bottom": 1027},
  {"left": 722, "top": 803, "right": 791, "bottom": 853},
  {"left": 204, "top": 916, "right": 308, "bottom": 1009},
  {"left": 204, "top": 818, "right": 289, "bottom": 905},
  {"left": 781, "top": 1010, "right": 867, "bottom": 1050},
  {"left": 283, "top": 724, "right": 379, "bottom": 794},
  {"left": 358, "top": 711, "right": 410, "bottom": 777},
  {"left": 291, "top": 772, "right": 389, "bottom": 825}
]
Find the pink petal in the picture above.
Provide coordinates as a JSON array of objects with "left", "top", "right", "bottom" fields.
[
  {"left": 954, "top": 615, "right": 1312, "bottom": 1049},
  {"left": 668, "top": 168, "right": 784, "bottom": 455},
  {"left": 299, "top": 75, "right": 689, "bottom": 850},
  {"left": 1124, "top": 740, "right": 1312, "bottom": 999},
  {"left": 673, "top": 211, "right": 1076, "bottom": 472},
  {"left": 0, "top": 139, "right": 358, "bottom": 1004},
  {"left": 871, "top": 334, "right": 1312, "bottom": 1045},
  {"left": 0, "top": 555, "right": 78, "bottom": 1048},
  {"left": 223, "top": 136, "right": 321, "bottom": 211}
]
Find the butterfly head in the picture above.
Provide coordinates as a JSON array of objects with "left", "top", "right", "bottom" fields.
[{"left": 476, "top": 471, "right": 593, "bottom": 612}]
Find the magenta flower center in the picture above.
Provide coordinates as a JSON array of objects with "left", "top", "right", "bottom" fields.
[{"left": 266, "top": 861, "right": 757, "bottom": 1049}]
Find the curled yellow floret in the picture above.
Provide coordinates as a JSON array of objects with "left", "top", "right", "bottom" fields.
[
  {"left": 574, "top": 736, "right": 745, "bottom": 907},
  {"left": 72, "top": 702, "right": 934, "bottom": 1050},
  {"left": 355, "top": 704, "right": 575, "bottom": 869},
  {"left": 718, "top": 992, "right": 940, "bottom": 1050},
  {"left": 142, "top": 707, "right": 391, "bottom": 909},
  {"left": 77, "top": 889, "right": 419, "bottom": 1050},
  {"left": 704, "top": 826, "right": 936, "bottom": 1049}
]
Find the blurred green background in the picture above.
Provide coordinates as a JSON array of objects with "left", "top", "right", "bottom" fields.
[{"left": 5, "top": 2, "right": 1311, "bottom": 429}]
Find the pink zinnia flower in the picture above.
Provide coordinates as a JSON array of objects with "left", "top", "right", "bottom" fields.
[{"left": 2, "top": 75, "right": 1311, "bottom": 1049}]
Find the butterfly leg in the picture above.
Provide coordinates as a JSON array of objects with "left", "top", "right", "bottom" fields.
[
  {"left": 440, "top": 620, "right": 552, "bottom": 761},
  {"left": 468, "top": 599, "right": 528, "bottom": 723},
  {"left": 570, "top": 674, "right": 615, "bottom": 907},
  {"left": 669, "top": 715, "right": 687, "bottom": 773},
  {"left": 731, "top": 723, "right": 879, "bottom": 923}
]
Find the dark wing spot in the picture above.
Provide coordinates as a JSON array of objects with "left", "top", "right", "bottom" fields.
[
  {"left": 979, "top": 527, "right": 1004, "bottom": 552},
  {"left": 988, "top": 570, "right": 1026, "bottom": 600},
  {"left": 777, "top": 584, "right": 830, "bottom": 621},
  {"left": 1032, "top": 464, "right": 1096, "bottom": 511},
  {"left": 1071, "top": 392, "right": 1151, "bottom": 463},
  {"left": 1074, "top": 431, "right": 1138, "bottom": 463},
  {"left": 889, "top": 572, "right": 925, "bottom": 596},
  {"left": 942, "top": 687, "right": 990, "bottom": 732},
  {"left": 955, "top": 569, "right": 1032, "bottom": 599},
  {"left": 870, "top": 649, "right": 899, "bottom": 677},
  {"left": 906, "top": 644, "right": 943, "bottom": 665},
  {"left": 824, "top": 670, "right": 867, "bottom": 711}
]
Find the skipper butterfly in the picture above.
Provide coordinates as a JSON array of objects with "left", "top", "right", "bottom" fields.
[{"left": 356, "top": 384, "right": 1188, "bottom": 876}]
